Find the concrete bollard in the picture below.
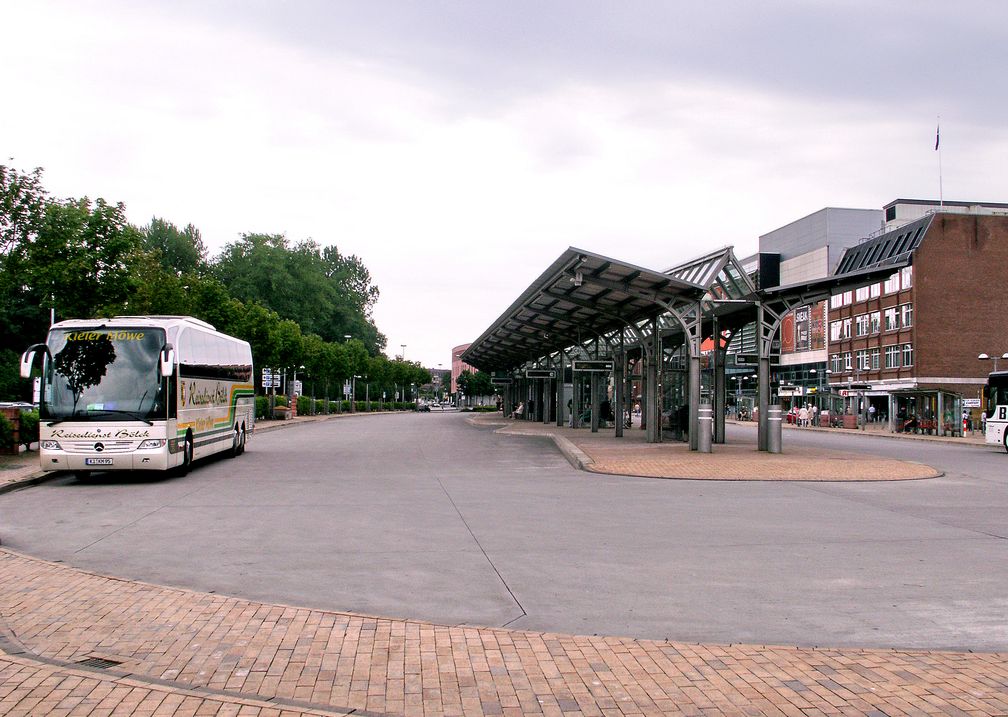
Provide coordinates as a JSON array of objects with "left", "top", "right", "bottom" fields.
[
  {"left": 698, "top": 403, "right": 713, "bottom": 453},
  {"left": 768, "top": 404, "right": 783, "bottom": 454}
]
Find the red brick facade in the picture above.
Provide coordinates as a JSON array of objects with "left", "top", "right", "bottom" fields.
[{"left": 828, "top": 214, "right": 1008, "bottom": 397}]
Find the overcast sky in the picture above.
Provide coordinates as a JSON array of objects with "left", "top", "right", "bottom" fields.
[{"left": 4, "top": 1, "right": 1006, "bottom": 368}]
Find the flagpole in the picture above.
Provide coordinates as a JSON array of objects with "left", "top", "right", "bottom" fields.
[{"left": 936, "top": 115, "right": 943, "bottom": 207}]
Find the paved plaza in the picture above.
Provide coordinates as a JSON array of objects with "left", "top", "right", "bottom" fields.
[{"left": 0, "top": 411, "right": 1006, "bottom": 715}]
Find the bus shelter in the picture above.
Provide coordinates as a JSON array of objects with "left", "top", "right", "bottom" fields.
[{"left": 461, "top": 248, "right": 707, "bottom": 445}]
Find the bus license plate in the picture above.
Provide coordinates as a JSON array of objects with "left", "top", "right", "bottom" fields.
[{"left": 85, "top": 458, "right": 113, "bottom": 466}]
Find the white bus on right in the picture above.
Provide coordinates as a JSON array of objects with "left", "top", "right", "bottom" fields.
[{"left": 984, "top": 370, "right": 1008, "bottom": 452}]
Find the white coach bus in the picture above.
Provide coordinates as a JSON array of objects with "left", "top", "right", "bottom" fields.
[
  {"left": 20, "top": 316, "right": 255, "bottom": 478},
  {"left": 983, "top": 370, "right": 1008, "bottom": 453}
]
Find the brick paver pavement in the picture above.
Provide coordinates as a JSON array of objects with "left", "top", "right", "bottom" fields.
[
  {"left": 482, "top": 417, "right": 940, "bottom": 481},
  {"left": 2, "top": 549, "right": 1007, "bottom": 716}
]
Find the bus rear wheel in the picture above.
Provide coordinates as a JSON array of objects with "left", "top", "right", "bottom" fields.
[{"left": 230, "top": 426, "right": 245, "bottom": 458}]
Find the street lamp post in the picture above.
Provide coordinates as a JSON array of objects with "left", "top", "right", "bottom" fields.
[
  {"left": 401, "top": 344, "right": 407, "bottom": 362},
  {"left": 978, "top": 352, "right": 1008, "bottom": 372}
]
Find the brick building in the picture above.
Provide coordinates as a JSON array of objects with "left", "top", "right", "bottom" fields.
[
  {"left": 826, "top": 211, "right": 1008, "bottom": 434},
  {"left": 451, "top": 342, "right": 477, "bottom": 395}
]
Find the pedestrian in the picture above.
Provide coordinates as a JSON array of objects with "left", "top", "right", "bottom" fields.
[
  {"left": 868, "top": 404, "right": 876, "bottom": 423},
  {"left": 981, "top": 411, "right": 987, "bottom": 434},
  {"left": 512, "top": 401, "right": 524, "bottom": 420},
  {"left": 812, "top": 404, "right": 819, "bottom": 427},
  {"left": 798, "top": 405, "right": 809, "bottom": 428}
]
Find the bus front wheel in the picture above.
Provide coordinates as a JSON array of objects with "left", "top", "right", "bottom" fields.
[{"left": 177, "top": 435, "right": 193, "bottom": 476}]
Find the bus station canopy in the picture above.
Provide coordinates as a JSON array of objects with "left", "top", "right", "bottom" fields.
[{"left": 461, "top": 248, "right": 706, "bottom": 372}]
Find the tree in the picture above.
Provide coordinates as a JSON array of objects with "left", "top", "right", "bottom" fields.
[
  {"left": 456, "top": 369, "right": 495, "bottom": 404},
  {"left": 0, "top": 165, "right": 50, "bottom": 361},
  {"left": 25, "top": 197, "right": 142, "bottom": 320},
  {"left": 213, "top": 233, "right": 386, "bottom": 354},
  {"left": 142, "top": 217, "right": 207, "bottom": 276}
]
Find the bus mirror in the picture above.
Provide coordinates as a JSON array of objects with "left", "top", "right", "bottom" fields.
[
  {"left": 19, "top": 350, "right": 35, "bottom": 379},
  {"left": 160, "top": 346, "right": 176, "bottom": 377},
  {"left": 19, "top": 343, "right": 48, "bottom": 379}
]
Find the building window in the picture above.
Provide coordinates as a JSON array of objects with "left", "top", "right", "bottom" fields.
[
  {"left": 843, "top": 290, "right": 853, "bottom": 305},
  {"left": 869, "top": 348, "right": 880, "bottom": 370},
  {"left": 900, "top": 266, "right": 913, "bottom": 289},
  {"left": 870, "top": 311, "right": 880, "bottom": 334},
  {"left": 844, "top": 352, "right": 852, "bottom": 370},
  {"left": 884, "top": 273, "right": 899, "bottom": 293},
  {"left": 884, "top": 307, "right": 898, "bottom": 331},
  {"left": 885, "top": 345, "right": 899, "bottom": 368},
  {"left": 903, "top": 343, "right": 914, "bottom": 367},
  {"left": 842, "top": 318, "right": 852, "bottom": 339},
  {"left": 830, "top": 294, "right": 843, "bottom": 309},
  {"left": 901, "top": 303, "right": 913, "bottom": 327},
  {"left": 856, "top": 286, "right": 870, "bottom": 302},
  {"left": 831, "top": 354, "right": 842, "bottom": 373},
  {"left": 830, "top": 321, "right": 842, "bottom": 342},
  {"left": 855, "top": 314, "right": 869, "bottom": 337},
  {"left": 870, "top": 283, "right": 881, "bottom": 298}
]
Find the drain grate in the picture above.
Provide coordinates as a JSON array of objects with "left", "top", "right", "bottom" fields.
[{"left": 76, "top": 656, "right": 123, "bottom": 669}]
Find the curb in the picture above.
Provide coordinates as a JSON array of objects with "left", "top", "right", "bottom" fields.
[
  {"left": 0, "top": 412, "right": 412, "bottom": 495},
  {"left": 488, "top": 422, "right": 595, "bottom": 472},
  {"left": 0, "top": 470, "right": 52, "bottom": 496},
  {"left": 730, "top": 419, "right": 989, "bottom": 448}
]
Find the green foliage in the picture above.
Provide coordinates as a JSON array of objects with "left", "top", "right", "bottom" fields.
[
  {"left": 0, "top": 349, "right": 27, "bottom": 402},
  {"left": 214, "top": 233, "right": 386, "bottom": 353},
  {"left": 30, "top": 197, "right": 143, "bottom": 319},
  {"left": 255, "top": 396, "right": 270, "bottom": 420},
  {"left": 0, "top": 163, "right": 417, "bottom": 405},
  {"left": 142, "top": 217, "right": 206, "bottom": 276},
  {"left": 0, "top": 414, "right": 12, "bottom": 450},
  {"left": 456, "top": 370, "right": 496, "bottom": 399},
  {"left": 19, "top": 409, "right": 39, "bottom": 449}
]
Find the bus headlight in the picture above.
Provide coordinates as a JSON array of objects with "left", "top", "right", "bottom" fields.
[
  {"left": 41, "top": 440, "right": 62, "bottom": 451},
  {"left": 138, "top": 439, "right": 166, "bottom": 449}
]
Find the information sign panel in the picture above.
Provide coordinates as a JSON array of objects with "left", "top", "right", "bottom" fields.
[
  {"left": 491, "top": 377, "right": 513, "bottom": 385},
  {"left": 572, "top": 360, "right": 614, "bottom": 372},
  {"left": 525, "top": 369, "right": 555, "bottom": 378}
]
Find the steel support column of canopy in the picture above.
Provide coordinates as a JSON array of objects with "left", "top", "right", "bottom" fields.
[
  {"left": 645, "top": 317, "right": 661, "bottom": 443},
  {"left": 714, "top": 328, "right": 731, "bottom": 444},
  {"left": 757, "top": 303, "right": 769, "bottom": 450},
  {"left": 614, "top": 331, "right": 624, "bottom": 438},
  {"left": 555, "top": 353, "right": 564, "bottom": 428}
]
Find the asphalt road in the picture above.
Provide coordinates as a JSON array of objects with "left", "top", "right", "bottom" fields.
[{"left": 2, "top": 412, "right": 1006, "bottom": 652}]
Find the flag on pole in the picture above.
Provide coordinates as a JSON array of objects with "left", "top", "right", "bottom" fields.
[{"left": 935, "top": 122, "right": 940, "bottom": 151}]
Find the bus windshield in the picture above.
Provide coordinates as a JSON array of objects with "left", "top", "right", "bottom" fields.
[
  {"left": 42, "top": 328, "right": 167, "bottom": 423},
  {"left": 987, "top": 374, "right": 1008, "bottom": 418}
]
